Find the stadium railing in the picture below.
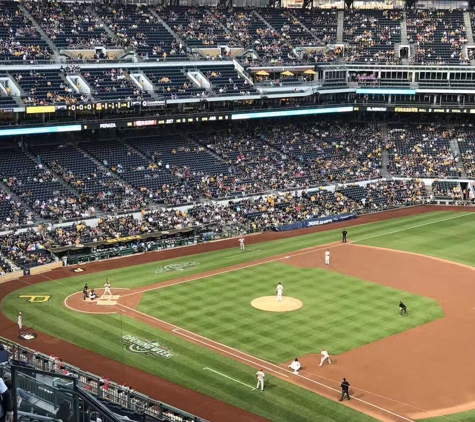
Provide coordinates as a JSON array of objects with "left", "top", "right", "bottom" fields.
[{"left": 0, "top": 336, "right": 210, "bottom": 422}]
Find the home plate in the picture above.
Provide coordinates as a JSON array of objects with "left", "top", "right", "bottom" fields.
[
  {"left": 97, "top": 301, "right": 118, "bottom": 306},
  {"left": 100, "top": 295, "right": 120, "bottom": 300}
]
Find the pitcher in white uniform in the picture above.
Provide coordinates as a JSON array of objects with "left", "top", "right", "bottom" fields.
[{"left": 276, "top": 282, "right": 283, "bottom": 302}]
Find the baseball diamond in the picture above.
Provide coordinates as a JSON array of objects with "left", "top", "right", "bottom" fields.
[{"left": 2, "top": 206, "right": 475, "bottom": 422}]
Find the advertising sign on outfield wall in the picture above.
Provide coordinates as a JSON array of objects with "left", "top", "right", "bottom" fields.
[{"left": 273, "top": 213, "right": 357, "bottom": 231}]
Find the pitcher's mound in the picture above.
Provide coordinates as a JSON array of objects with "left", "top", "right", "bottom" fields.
[{"left": 251, "top": 296, "right": 303, "bottom": 312}]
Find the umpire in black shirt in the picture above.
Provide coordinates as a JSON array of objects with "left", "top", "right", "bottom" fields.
[
  {"left": 399, "top": 301, "right": 407, "bottom": 316},
  {"left": 339, "top": 378, "right": 350, "bottom": 401},
  {"left": 342, "top": 229, "right": 348, "bottom": 243}
]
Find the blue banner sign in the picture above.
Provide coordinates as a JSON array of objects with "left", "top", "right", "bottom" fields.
[{"left": 273, "top": 213, "right": 357, "bottom": 232}]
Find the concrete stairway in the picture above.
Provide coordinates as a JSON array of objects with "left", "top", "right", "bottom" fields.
[
  {"left": 337, "top": 10, "right": 344, "bottom": 43},
  {"left": 464, "top": 11, "right": 474, "bottom": 44},
  {"left": 24, "top": 150, "right": 83, "bottom": 198},
  {"left": 204, "top": 9, "right": 237, "bottom": 43},
  {"left": 149, "top": 8, "right": 186, "bottom": 47},
  {"left": 88, "top": 6, "right": 118, "bottom": 44},
  {"left": 18, "top": 3, "right": 61, "bottom": 63},
  {"left": 288, "top": 10, "right": 319, "bottom": 41},
  {"left": 425, "top": 181, "right": 433, "bottom": 200},
  {"left": 450, "top": 139, "right": 466, "bottom": 177},
  {"left": 381, "top": 150, "right": 393, "bottom": 179},
  {"left": 401, "top": 11, "right": 408, "bottom": 43},
  {"left": 379, "top": 124, "right": 393, "bottom": 179},
  {"left": 0, "top": 181, "right": 39, "bottom": 221},
  {"left": 253, "top": 10, "right": 275, "bottom": 31}
]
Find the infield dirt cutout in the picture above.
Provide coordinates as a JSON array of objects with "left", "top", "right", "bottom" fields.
[
  {"left": 9, "top": 207, "right": 475, "bottom": 422},
  {"left": 251, "top": 296, "right": 303, "bottom": 312}
]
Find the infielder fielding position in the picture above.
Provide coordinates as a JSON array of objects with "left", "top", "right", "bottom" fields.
[{"left": 256, "top": 369, "right": 265, "bottom": 391}]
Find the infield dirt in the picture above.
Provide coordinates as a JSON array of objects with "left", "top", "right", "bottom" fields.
[{"left": 1, "top": 205, "right": 474, "bottom": 422}]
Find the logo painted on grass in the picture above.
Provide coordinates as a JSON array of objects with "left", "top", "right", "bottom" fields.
[
  {"left": 120, "top": 335, "right": 175, "bottom": 358},
  {"left": 19, "top": 295, "right": 51, "bottom": 303},
  {"left": 154, "top": 262, "right": 200, "bottom": 274}
]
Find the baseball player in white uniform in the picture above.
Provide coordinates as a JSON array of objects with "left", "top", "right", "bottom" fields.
[
  {"left": 239, "top": 237, "right": 245, "bottom": 250},
  {"left": 325, "top": 249, "right": 330, "bottom": 266},
  {"left": 104, "top": 279, "right": 112, "bottom": 297},
  {"left": 319, "top": 348, "right": 332, "bottom": 366},
  {"left": 18, "top": 312, "right": 23, "bottom": 332},
  {"left": 276, "top": 282, "right": 283, "bottom": 302},
  {"left": 256, "top": 369, "right": 265, "bottom": 391},
  {"left": 288, "top": 358, "right": 301, "bottom": 374}
]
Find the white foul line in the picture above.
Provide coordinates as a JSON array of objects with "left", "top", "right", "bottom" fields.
[
  {"left": 120, "top": 211, "right": 474, "bottom": 300},
  {"left": 109, "top": 212, "right": 473, "bottom": 422},
  {"left": 353, "top": 212, "right": 475, "bottom": 244},
  {"left": 116, "top": 303, "right": 289, "bottom": 377},
  {"left": 172, "top": 328, "right": 288, "bottom": 378},
  {"left": 204, "top": 367, "right": 256, "bottom": 391},
  {"left": 118, "top": 304, "right": 414, "bottom": 421}
]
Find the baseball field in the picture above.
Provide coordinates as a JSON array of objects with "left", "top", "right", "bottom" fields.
[{"left": 2, "top": 206, "right": 475, "bottom": 422}]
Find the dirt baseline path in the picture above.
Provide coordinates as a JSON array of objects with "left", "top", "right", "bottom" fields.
[
  {"left": 284, "top": 243, "right": 475, "bottom": 420},
  {"left": 1, "top": 206, "right": 475, "bottom": 422}
]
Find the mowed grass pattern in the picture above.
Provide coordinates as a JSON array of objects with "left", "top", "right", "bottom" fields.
[
  {"left": 3, "top": 211, "right": 475, "bottom": 422},
  {"left": 418, "top": 410, "right": 475, "bottom": 422},
  {"left": 138, "top": 263, "right": 443, "bottom": 362},
  {"left": 359, "top": 212, "right": 475, "bottom": 266}
]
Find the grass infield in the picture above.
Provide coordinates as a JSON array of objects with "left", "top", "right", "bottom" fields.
[
  {"left": 3, "top": 211, "right": 475, "bottom": 422},
  {"left": 138, "top": 262, "right": 443, "bottom": 362}
]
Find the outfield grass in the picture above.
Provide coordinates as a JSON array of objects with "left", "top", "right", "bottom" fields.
[
  {"left": 3, "top": 211, "right": 475, "bottom": 422},
  {"left": 359, "top": 212, "right": 475, "bottom": 266},
  {"left": 138, "top": 262, "right": 443, "bottom": 362},
  {"left": 418, "top": 410, "right": 475, "bottom": 422}
]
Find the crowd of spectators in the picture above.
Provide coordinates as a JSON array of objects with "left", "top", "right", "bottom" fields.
[
  {"left": 387, "top": 125, "right": 462, "bottom": 178},
  {"left": 24, "top": 0, "right": 117, "bottom": 49},
  {"left": 6, "top": 5, "right": 475, "bottom": 68},
  {"left": 0, "top": 4, "right": 51, "bottom": 63},
  {"left": 193, "top": 122, "right": 382, "bottom": 193},
  {"left": 432, "top": 180, "right": 463, "bottom": 200},
  {"left": 44, "top": 210, "right": 194, "bottom": 247},
  {"left": 161, "top": 7, "right": 226, "bottom": 47},
  {"left": 293, "top": 8, "right": 338, "bottom": 44},
  {"left": 0, "top": 189, "right": 34, "bottom": 231},
  {"left": 0, "top": 228, "right": 56, "bottom": 271},
  {"left": 0, "top": 177, "right": 428, "bottom": 271},
  {"left": 343, "top": 9, "right": 401, "bottom": 64},
  {"left": 407, "top": 9, "right": 468, "bottom": 65}
]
